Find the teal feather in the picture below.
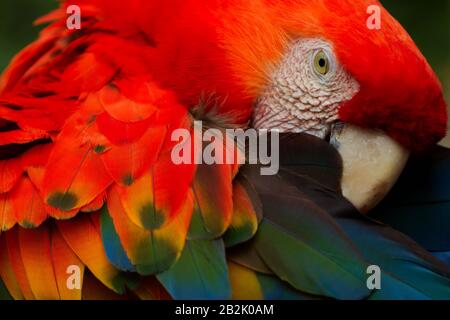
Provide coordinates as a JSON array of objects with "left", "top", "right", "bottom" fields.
[
  {"left": 236, "top": 133, "right": 450, "bottom": 300},
  {"left": 337, "top": 218, "right": 450, "bottom": 300},
  {"left": 252, "top": 194, "right": 370, "bottom": 299},
  {"left": 228, "top": 241, "right": 273, "bottom": 275},
  {"left": 187, "top": 207, "right": 214, "bottom": 240},
  {"left": 239, "top": 163, "right": 370, "bottom": 299},
  {"left": 157, "top": 239, "right": 231, "bottom": 299},
  {"left": 276, "top": 144, "right": 450, "bottom": 299},
  {"left": 432, "top": 252, "right": 450, "bottom": 266},
  {"left": 100, "top": 207, "right": 136, "bottom": 272},
  {"left": 256, "top": 272, "right": 322, "bottom": 300},
  {"left": 0, "top": 278, "right": 12, "bottom": 300}
]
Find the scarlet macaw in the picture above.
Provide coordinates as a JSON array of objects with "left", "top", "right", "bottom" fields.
[{"left": 0, "top": 0, "right": 449, "bottom": 300}]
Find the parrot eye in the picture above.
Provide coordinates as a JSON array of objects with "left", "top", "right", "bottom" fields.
[{"left": 313, "top": 50, "right": 330, "bottom": 75}]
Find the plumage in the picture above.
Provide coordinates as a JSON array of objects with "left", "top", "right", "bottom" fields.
[
  {"left": 18, "top": 226, "right": 60, "bottom": 299},
  {"left": 100, "top": 126, "right": 167, "bottom": 186},
  {"left": 60, "top": 53, "right": 117, "bottom": 97},
  {"left": 100, "top": 206, "right": 136, "bottom": 272},
  {"left": 228, "top": 262, "right": 317, "bottom": 300},
  {"left": 0, "top": 277, "right": 12, "bottom": 300},
  {"left": 43, "top": 142, "right": 112, "bottom": 215},
  {"left": 56, "top": 214, "right": 129, "bottom": 294},
  {"left": 80, "top": 192, "right": 106, "bottom": 213},
  {"left": 223, "top": 182, "right": 260, "bottom": 247},
  {"left": 10, "top": 177, "right": 47, "bottom": 228},
  {"left": 433, "top": 252, "right": 450, "bottom": 267},
  {"left": 337, "top": 218, "right": 450, "bottom": 300},
  {"left": 227, "top": 241, "right": 273, "bottom": 275},
  {"left": 0, "top": 143, "right": 51, "bottom": 194},
  {"left": 241, "top": 185, "right": 370, "bottom": 299},
  {"left": 0, "top": 35, "right": 58, "bottom": 92},
  {"left": 81, "top": 271, "right": 130, "bottom": 301},
  {"left": 157, "top": 240, "right": 231, "bottom": 300},
  {"left": 371, "top": 145, "right": 450, "bottom": 253},
  {"left": 99, "top": 80, "right": 160, "bottom": 123},
  {"left": 4, "top": 228, "right": 35, "bottom": 299},
  {"left": 0, "top": 235, "right": 24, "bottom": 300},
  {"left": 95, "top": 112, "right": 151, "bottom": 146},
  {"left": 0, "top": 159, "right": 22, "bottom": 194},
  {"left": 0, "top": 195, "right": 15, "bottom": 232},
  {"left": 0, "top": 0, "right": 448, "bottom": 301},
  {"left": 133, "top": 277, "right": 172, "bottom": 300},
  {"left": 227, "top": 134, "right": 450, "bottom": 300},
  {"left": 106, "top": 185, "right": 194, "bottom": 275},
  {"left": 50, "top": 227, "right": 85, "bottom": 300},
  {"left": 117, "top": 155, "right": 195, "bottom": 230},
  {"left": 191, "top": 162, "right": 234, "bottom": 238}
]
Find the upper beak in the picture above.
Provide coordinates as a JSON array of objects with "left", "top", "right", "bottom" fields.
[{"left": 330, "top": 123, "right": 410, "bottom": 213}]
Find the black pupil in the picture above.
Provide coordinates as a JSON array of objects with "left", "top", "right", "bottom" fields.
[{"left": 318, "top": 58, "right": 326, "bottom": 68}]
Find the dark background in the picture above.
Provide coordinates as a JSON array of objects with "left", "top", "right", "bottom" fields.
[{"left": 1, "top": 0, "right": 449, "bottom": 145}]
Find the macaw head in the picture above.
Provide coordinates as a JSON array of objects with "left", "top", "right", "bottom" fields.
[
  {"left": 221, "top": 0, "right": 447, "bottom": 147},
  {"left": 232, "top": 0, "right": 448, "bottom": 212},
  {"left": 142, "top": 0, "right": 447, "bottom": 211}
]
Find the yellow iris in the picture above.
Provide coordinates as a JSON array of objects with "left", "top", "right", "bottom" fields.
[{"left": 314, "top": 50, "right": 329, "bottom": 75}]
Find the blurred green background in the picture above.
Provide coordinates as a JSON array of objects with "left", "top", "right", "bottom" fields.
[{"left": 0, "top": 0, "right": 449, "bottom": 145}]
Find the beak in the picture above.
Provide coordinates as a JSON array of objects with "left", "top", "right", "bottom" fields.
[{"left": 330, "top": 123, "right": 410, "bottom": 213}]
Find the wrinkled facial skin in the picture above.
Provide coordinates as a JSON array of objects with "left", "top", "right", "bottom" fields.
[{"left": 253, "top": 39, "right": 360, "bottom": 138}]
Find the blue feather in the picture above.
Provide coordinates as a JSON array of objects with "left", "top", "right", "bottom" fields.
[
  {"left": 237, "top": 134, "right": 450, "bottom": 300},
  {"left": 432, "top": 251, "right": 450, "bottom": 267},
  {"left": 371, "top": 146, "right": 450, "bottom": 252},
  {"left": 100, "top": 207, "right": 136, "bottom": 272}
]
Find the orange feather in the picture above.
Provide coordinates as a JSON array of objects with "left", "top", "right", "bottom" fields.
[
  {"left": 119, "top": 152, "right": 196, "bottom": 230},
  {"left": 4, "top": 228, "right": 35, "bottom": 299},
  {"left": 10, "top": 177, "right": 47, "bottom": 228},
  {"left": 0, "top": 195, "right": 16, "bottom": 231},
  {"left": 100, "top": 126, "right": 167, "bottom": 186},
  {"left": 51, "top": 227, "right": 85, "bottom": 300},
  {"left": 192, "top": 162, "right": 233, "bottom": 238},
  {"left": 56, "top": 213, "right": 127, "bottom": 294},
  {"left": 0, "top": 235, "right": 24, "bottom": 299},
  {"left": 107, "top": 185, "right": 194, "bottom": 275},
  {"left": 18, "top": 226, "right": 60, "bottom": 299},
  {"left": 43, "top": 141, "right": 112, "bottom": 214}
]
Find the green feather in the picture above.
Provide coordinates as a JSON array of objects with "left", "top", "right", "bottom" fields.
[
  {"left": 157, "top": 239, "right": 231, "bottom": 299},
  {"left": 252, "top": 202, "right": 370, "bottom": 299},
  {"left": 237, "top": 133, "right": 450, "bottom": 300},
  {"left": 256, "top": 272, "right": 324, "bottom": 300},
  {"left": 0, "top": 278, "right": 12, "bottom": 300},
  {"left": 187, "top": 203, "right": 215, "bottom": 240},
  {"left": 228, "top": 241, "right": 273, "bottom": 275}
]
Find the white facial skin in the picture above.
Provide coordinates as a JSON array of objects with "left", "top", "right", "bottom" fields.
[
  {"left": 252, "top": 39, "right": 360, "bottom": 138},
  {"left": 252, "top": 38, "right": 409, "bottom": 213}
]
